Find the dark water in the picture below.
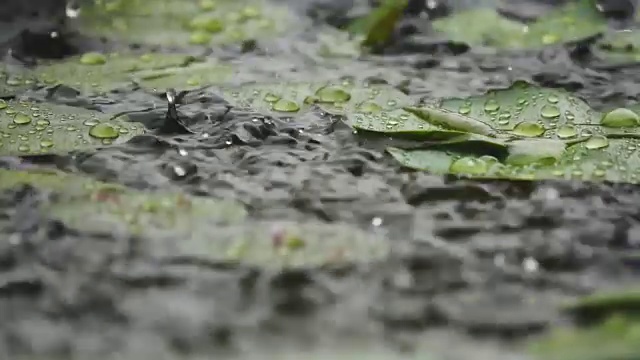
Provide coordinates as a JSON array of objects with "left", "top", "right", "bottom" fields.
[{"left": 1, "top": 0, "right": 640, "bottom": 359}]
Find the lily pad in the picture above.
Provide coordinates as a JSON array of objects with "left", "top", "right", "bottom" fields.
[
  {"left": 593, "top": 30, "right": 640, "bottom": 66},
  {"left": 73, "top": 0, "right": 295, "bottom": 47},
  {"left": 371, "top": 81, "right": 640, "bottom": 184},
  {"left": 432, "top": 0, "right": 606, "bottom": 49},
  {"left": 0, "top": 66, "right": 34, "bottom": 98},
  {"left": 152, "top": 220, "right": 391, "bottom": 269},
  {"left": 564, "top": 288, "right": 640, "bottom": 322},
  {"left": 0, "top": 168, "right": 246, "bottom": 236},
  {"left": 220, "top": 80, "right": 412, "bottom": 118},
  {"left": 0, "top": 169, "right": 389, "bottom": 269},
  {"left": 35, "top": 52, "right": 195, "bottom": 94},
  {"left": 133, "top": 60, "right": 234, "bottom": 92},
  {"left": 0, "top": 100, "right": 144, "bottom": 156},
  {"left": 530, "top": 315, "right": 640, "bottom": 360}
]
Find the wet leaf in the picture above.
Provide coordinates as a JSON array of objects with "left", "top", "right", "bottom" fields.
[
  {"left": 348, "top": 0, "right": 408, "bottom": 48},
  {"left": 530, "top": 315, "right": 640, "bottom": 360},
  {"left": 73, "top": 0, "right": 294, "bottom": 47},
  {"left": 593, "top": 30, "right": 640, "bottom": 65},
  {"left": 0, "top": 168, "right": 247, "bottom": 236},
  {"left": 431, "top": 8, "right": 526, "bottom": 49},
  {"left": 133, "top": 61, "right": 233, "bottom": 92},
  {"left": 0, "top": 66, "right": 34, "bottom": 98},
  {"left": 0, "top": 100, "right": 144, "bottom": 156},
  {"left": 152, "top": 220, "right": 391, "bottom": 269},
  {"left": 564, "top": 288, "right": 640, "bottom": 322},
  {"left": 378, "top": 81, "right": 640, "bottom": 184},
  {"left": 432, "top": 0, "right": 606, "bottom": 49},
  {"left": 221, "top": 80, "right": 412, "bottom": 118},
  {"left": 35, "top": 52, "right": 195, "bottom": 94}
]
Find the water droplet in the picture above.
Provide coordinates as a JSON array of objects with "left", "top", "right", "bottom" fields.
[
  {"left": 13, "top": 113, "right": 31, "bottom": 125},
  {"left": 512, "top": 122, "right": 544, "bottom": 137},
  {"left": 542, "top": 33, "right": 559, "bottom": 45},
  {"left": 89, "top": 123, "right": 120, "bottom": 139},
  {"left": 449, "top": 157, "right": 488, "bottom": 175},
  {"left": 593, "top": 169, "right": 606, "bottom": 177},
  {"left": 458, "top": 104, "right": 471, "bottom": 115},
  {"left": 0, "top": 100, "right": 7, "bottom": 109},
  {"left": 79, "top": 52, "right": 107, "bottom": 65},
  {"left": 547, "top": 94, "right": 559, "bottom": 104},
  {"left": 556, "top": 125, "right": 577, "bottom": 139},
  {"left": 199, "top": 0, "right": 216, "bottom": 11},
  {"left": 40, "top": 140, "right": 54, "bottom": 148},
  {"left": 540, "top": 104, "right": 560, "bottom": 119},
  {"left": 357, "top": 102, "right": 382, "bottom": 113},
  {"left": 483, "top": 99, "right": 500, "bottom": 112},
  {"left": 83, "top": 118, "right": 99, "bottom": 126},
  {"left": 264, "top": 93, "right": 280, "bottom": 102},
  {"left": 585, "top": 135, "right": 608, "bottom": 150},
  {"left": 315, "top": 86, "right": 351, "bottom": 103},
  {"left": 17, "top": 144, "right": 30, "bottom": 152},
  {"left": 272, "top": 99, "right": 300, "bottom": 112},
  {"left": 601, "top": 108, "right": 639, "bottom": 128},
  {"left": 189, "top": 31, "right": 212, "bottom": 45},
  {"left": 517, "top": 97, "right": 527, "bottom": 105}
]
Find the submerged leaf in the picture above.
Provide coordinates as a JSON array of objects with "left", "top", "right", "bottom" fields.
[
  {"left": 564, "top": 288, "right": 640, "bottom": 322},
  {"left": 0, "top": 169, "right": 388, "bottom": 268},
  {"left": 432, "top": 0, "right": 606, "bottom": 49},
  {"left": 593, "top": 30, "right": 640, "bottom": 65},
  {"left": 0, "top": 66, "right": 34, "bottom": 98},
  {"left": 73, "top": 0, "right": 294, "bottom": 47},
  {"left": 35, "top": 52, "right": 195, "bottom": 94},
  {"left": 0, "top": 100, "right": 144, "bottom": 156},
  {"left": 0, "top": 168, "right": 246, "bottom": 237}
]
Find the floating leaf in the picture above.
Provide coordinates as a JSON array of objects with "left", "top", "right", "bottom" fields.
[
  {"left": 347, "top": 0, "right": 408, "bottom": 48},
  {"left": 152, "top": 220, "right": 391, "bottom": 269},
  {"left": 0, "top": 168, "right": 246, "bottom": 237},
  {"left": 221, "top": 80, "right": 412, "bottom": 118},
  {"left": 432, "top": 0, "right": 606, "bottom": 49},
  {"left": 530, "top": 315, "right": 640, "bottom": 360},
  {"left": 431, "top": 8, "right": 526, "bottom": 49},
  {"left": 0, "top": 66, "right": 34, "bottom": 98},
  {"left": 73, "top": 0, "right": 294, "bottom": 47},
  {"left": 133, "top": 61, "right": 233, "bottom": 92},
  {"left": 35, "top": 52, "right": 195, "bottom": 94},
  {"left": 593, "top": 30, "right": 640, "bottom": 66},
  {"left": 375, "top": 81, "right": 640, "bottom": 184},
  {"left": 0, "top": 100, "right": 144, "bottom": 156},
  {"left": 0, "top": 169, "right": 388, "bottom": 268},
  {"left": 564, "top": 288, "right": 640, "bottom": 322}
]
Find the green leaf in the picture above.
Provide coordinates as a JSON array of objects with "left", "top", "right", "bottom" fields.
[
  {"left": 378, "top": 81, "right": 640, "bottom": 184},
  {"left": 564, "top": 288, "right": 640, "bottom": 322},
  {"left": 0, "top": 66, "right": 34, "bottom": 98},
  {"left": 529, "top": 315, "right": 640, "bottom": 360},
  {"left": 73, "top": 0, "right": 295, "bottom": 47},
  {"left": 35, "top": 52, "right": 195, "bottom": 94},
  {"left": 132, "top": 60, "right": 233, "bottom": 92},
  {"left": 432, "top": 0, "right": 606, "bottom": 49},
  {"left": 593, "top": 30, "right": 640, "bottom": 66},
  {"left": 0, "top": 100, "right": 144, "bottom": 156},
  {"left": 0, "top": 169, "right": 389, "bottom": 269},
  {"left": 347, "top": 0, "right": 408, "bottom": 48},
  {"left": 221, "top": 80, "right": 412, "bottom": 118},
  {"left": 431, "top": 8, "right": 526, "bottom": 49},
  {"left": 0, "top": 168, "right": 246, "bottom": 236}
]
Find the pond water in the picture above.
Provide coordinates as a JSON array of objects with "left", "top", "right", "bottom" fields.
[{"left": 0, "top": 0, "right": 639, "bottom": 359}]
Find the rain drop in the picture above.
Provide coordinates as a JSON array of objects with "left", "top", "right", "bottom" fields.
[
  {"left": 449, "top": 157, "right": 488, "bottom": 175},
  {"left": 483, "top": 99, "right": 500, "bottom": 112},
  {"left": 540, "top": 104, "right": 560, "bottom": 119},
  {"left": 13, "top": 113, "right": 32, "bottom": 125},
  {"left": 601, "top": 108, "right": 639, "bottom": 128},
  {"left": 79, "top": 52, "right": 107, "bottom": 65},
  {"left": 272, "top": 99, "right": 300, "bottom": 112},
  {"left": 585, "top": 135, "right": 609, "bottom": 150},
  {"left": 512, "top": 121, "right": 545, "bottom": 137},
  {"left": 315, "top": 86, "right": 351, "bottom": 103},
  {"left": 556, "top": 125, "right": 577, "bottom": 139},
  {"left": 89, "top": 123, "right": 120, "bottom": 139}
]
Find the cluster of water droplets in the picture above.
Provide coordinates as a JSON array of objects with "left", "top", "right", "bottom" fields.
[{"left": 0, "top": 100, "right": 136, "bottom": 154}]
